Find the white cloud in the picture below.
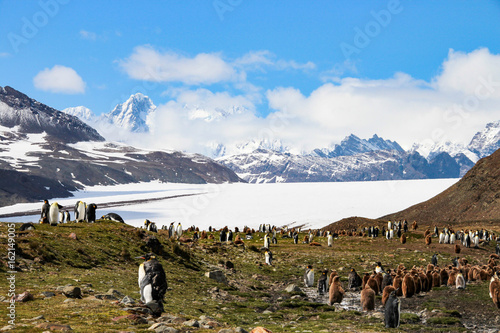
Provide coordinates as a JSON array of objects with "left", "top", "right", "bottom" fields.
[
  {"left": 235, "top": 50, "right": 316, "bottom": 72},
  {"left": 118, "top": 45, "right": 238, "bottom": 85},
  {"left": 433, "top": 48, "right": 500, "bottom": 98},
  {"left": 33, "top": 65, "right": 86, "bottom": 94},
  {"left": 115, "top": 48, "right": 500, "bottom": 156},
  {"left": 80, "top": 30, "right": 97, "bottom": 41}
]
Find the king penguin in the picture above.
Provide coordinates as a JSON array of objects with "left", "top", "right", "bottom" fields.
[
  {"left": 265, "top": 250, "right": 273, "bottom": 265},
  {"left": 136, "top": 253, "right": 167, "bottom": 316},
  {"left": 75, "top": 201, "right": 87, "bottom": 222},
  {"left": 176, "top": 222, "right": 182, "bottom": 237},
  {"left": 49, "top": 202, "right": 63, "bottom": 226},
  {"left": 304, "top": 265, "right": 314, "bottom": 287}
]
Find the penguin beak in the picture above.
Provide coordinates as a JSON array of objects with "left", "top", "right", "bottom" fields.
[{"left": 135, "top": 255, "right": 146, "bottom": 260}]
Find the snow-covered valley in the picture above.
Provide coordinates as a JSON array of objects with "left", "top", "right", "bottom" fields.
[{"left": 0, "top": 178, "right": 458, "bottom": 231}]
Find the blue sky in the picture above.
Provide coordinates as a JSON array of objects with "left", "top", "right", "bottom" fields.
[{"left": 1, "top": 0, "right": 500, "bottom": 153}]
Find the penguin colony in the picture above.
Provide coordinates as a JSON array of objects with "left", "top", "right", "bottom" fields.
[{"left": 34, "top": 198, "right": 500, "bottom": 324}]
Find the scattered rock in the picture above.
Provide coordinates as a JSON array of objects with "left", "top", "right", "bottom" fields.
[
  {"left": 41, "top": 291, "right": 56, "bottom": 298},
  {"left": 107, "top": 288, "right": 124, "bottom": 298},
  {"left": 250, "top": 327, "right": 273, "bottom": 333},
  {"left": 0, "top": 325, "right": 15, "bottom": 331},
  {"left": 62, "top": 286, "right": 81, "bottom": 299},
  {"left": 148, "top": 323, "right": 179, "bottom": 333},
  {"left": 205, "top": 270, "right": 228, "bottom": 284},
  {"left": 120, "top": 296, "right": 136, "bottom": 305},
  {"left": 36, "top": 322, "right": 73, "bottom": 331},
  {"left": 63, "top": 298, "right": 75, "bottom": 303},
  {"left": 94, "top": 294, "right": 118, "bottom": 300},
  {"left": 123, "top": 306, "right": 154, "bottom": 315},
  {"left": 68, "top": 233, "right": 78, "bottom": 240},
  {"left": 291, "top": 295, "right": 302, "bottom": 300},
  {"left": 285, "top": 284, "right": 302, "bottom": 293},
  {"left": 183, "top": 319, "right": 200, "bottom": 327},
  {"left": 11, "top": 291, "right": 33, "bottom": 302}
]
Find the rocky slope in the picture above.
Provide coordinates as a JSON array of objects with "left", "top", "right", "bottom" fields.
[{"left": 383, "top": 147, "right": 500, "bottom": 224}]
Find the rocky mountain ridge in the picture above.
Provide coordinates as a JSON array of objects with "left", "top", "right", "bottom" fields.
[{"left": 0, "top": 86, "right": 242, "bottom": 207}]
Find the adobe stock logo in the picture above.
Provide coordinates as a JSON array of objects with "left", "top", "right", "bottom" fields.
[
  {"left": 340, "top": 0, "right": 403, "bottom": 59},
  {"left": 7, "top": 0, "right": 70, "bottom": 54}
]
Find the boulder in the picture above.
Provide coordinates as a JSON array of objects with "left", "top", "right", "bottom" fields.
[
  {"left": 62, "top": 286, "right": 81, "bottom": 299},
  {"left": 205, "top": 270, "right": 228, "bottom": 284}
]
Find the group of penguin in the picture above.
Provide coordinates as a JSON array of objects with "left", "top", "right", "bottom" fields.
[
  {"left": 302, "top": 263, "right": 400, "bottom": 328},
  {"left": 301, "top": 250, "right": 500, "bottom": 329},
  {"left": 40, "top": 199, "right": 97, "bottom": 225}
]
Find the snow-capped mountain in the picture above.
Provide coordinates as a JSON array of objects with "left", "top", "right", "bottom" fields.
[
  {"left": 312, "top": 134, "right": 404, "bottom": 158},
  {"left": 62, "top": 106, "right": 96, "bottom": 124},
  {"left": 0, "top": 86, "right": 103, "bottom": 143},
  {"left": 102, "top": 93, "right": 156, "bottom": 132},
  {"left": 468, "top": 120, "right": 500, "bottom": 159},
  {"left": 217, "top": 148, "right": 462, "bottom": 183},
  {"left": 0, "top": 86, "right": 242, "bottom": 207}
]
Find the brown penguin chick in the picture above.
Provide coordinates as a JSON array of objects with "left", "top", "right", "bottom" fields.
[
  {"left": 432, "top": 270, "right": 441, "bottom": 287},
  {"left": 208, "top": 234, "right": 215, "bottom": 240},
  {"left": 402, "top": 273, "right": 415, "bottom": 298},
  {"left": 468, "top": 267, "right": 476, "bottom": 281},
  {"left": 424, "top": 229, "right": 430, "bottom": 238},
  {"left": 366, "top": 275, "right": 380, "bottom": 295},
  {"left": 440, "top": 268, "right": 449, "bottom": 286},
  {"left": 425, "top": 234, "right": 432, "bottom": 245},
  {"left": 425, "top": 270, "right": 433, "bottom": 291},
  {"left": 419, "top": 271, "right": 429, "bottom": 292},
  {"left": 400, "top": 234, "right": 407, "bottom": 244},
  {"left": 455, "top": 244, "right": 461, "bottom": 254},
  {"left": 392, "top": 275, "right": 403, "bottom": 296},
  {"left": 329, "top": 270, "right": 338, "bottom": 286},
  {"left": 303, "top": 235, "right": 309, "bottom": 243},
  {"left": 426, "top": 264, "right": 434, "bottom": 272},
  {"left": 374, "top": 273, "right": 384, "bottom": 293},
  {"left": 382, "top": 285, "right": 396, "bottom": 306},
  {"left": 360, "top": 285, "right": 375, "bottom": 311},
  {"left": 362, "top": 273, "right": 370, "bottom": 289},
  {"left": 329, "top": 276, "right": 345, "bottom": 305},
  {"left": 412, "top": 221, "right": 418, "bottom": 230},
  {"left": 480, "top": 269, "right": 491, "bottom": 281},
  {"left": 490, "top": 274, "right": 500, "bottom": 308},
  {"left": 447, "top": 269, "right": 458, "bottom": 286},
  {"left": 200, "top": 230, "right": 207, "bottom": 239},
  {"left": 412, "top": 274, "right": 421, "bottom": 294}
]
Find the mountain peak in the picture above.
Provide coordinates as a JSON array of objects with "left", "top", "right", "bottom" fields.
[
  {"left": 468, "top": 120, "right": 500, "bottom": 158},
  {"left": 0, "top": 86, "right": 104, "bottom": 143},
  {"left": 105, "top": 93, "right": 156, "bottom": 132}
]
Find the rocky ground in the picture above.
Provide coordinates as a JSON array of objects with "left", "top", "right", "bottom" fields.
[{"left": 0, "top": 219, "right": 499, "bottom": 332}]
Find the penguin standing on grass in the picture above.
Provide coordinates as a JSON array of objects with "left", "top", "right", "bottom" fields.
[
  {"left": 304, "top": 265, "right": 314, "bottom": 287},
  {"left": 49, "top": 202, "right": 63, "bottom": 226},
  {"left": 136, "top": 254, "right": 167, "bottom": 316}
]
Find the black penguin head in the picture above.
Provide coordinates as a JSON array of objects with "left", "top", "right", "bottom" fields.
[{"left": 136, "top": 253, "right": 155, "bottom": 261}]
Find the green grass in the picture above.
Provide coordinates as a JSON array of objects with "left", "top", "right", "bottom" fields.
[{"left": 0, "top": 222, "right": 498, "bottom": 332}]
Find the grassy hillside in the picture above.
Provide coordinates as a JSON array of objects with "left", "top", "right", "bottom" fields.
[{"left": 1, "top": 220, "right": 499, "bottom": 332}]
